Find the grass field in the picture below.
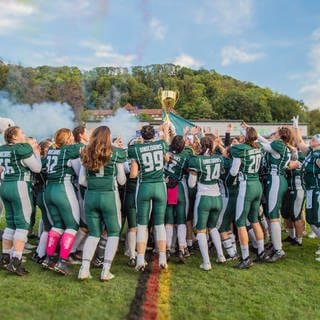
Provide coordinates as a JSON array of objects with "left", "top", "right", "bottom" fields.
[{"left": 1, "top": 213, "right": 320, "bottom": 320}]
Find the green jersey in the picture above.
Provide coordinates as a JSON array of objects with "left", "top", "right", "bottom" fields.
[
  {"left": 128, "top": 140, "right": 168, "bottom": 183},
  {"left": 302, "top": 149, "right": 320, "bottom": 189},
  {"left": 0, "top": 143, "right": 33, "bottom": 182},
  {"left": 286, "top": 151, "right": 305, "bottom": 190},
  {"left": 45, "top": 144, "right": 82, "bottom": 183},
  {"left": 231, "top": 144, "right": 262, "bottom": 181},
  {"left": 188, "top": 153, "right": 223, "bottom": 185},
  {"left": 86, "top": 147, "right": 126, "bottom": 191},
  {"left": 264, "top": 140, "right": 290, "bottom": 175},
  {"left": 164, "top": 147, "right": 192, "bottom": 181}
]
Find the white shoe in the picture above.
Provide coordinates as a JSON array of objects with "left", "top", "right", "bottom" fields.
[
  {"left": 135, "top": 261, "right": 147, "bottom": 272},
  {"left": 315, "top": 256, "right": 320, "bottom": 262},
  {"left": 309, "top": 231, "right": 317, "bottom": 239},
  {"left": 25, "top": 243, "right": 36, "bottom": 250},
  {"left": 315, "top": 248, "right": 320, "bottom": 255},
  {"left": 100, "top": 268, "right": 115, "bottom": 281},
  {"left": 200, "top": 263, "right": 212, "bottom": 271},
  {"left": 159, "top": 262, "right": 168, "bottom": 270},
  {"left": 216, "top": 255, "right": 226, "bottom": 264},
  {"left": 78, "top": 266, "right": 92, "bottom": 280}
]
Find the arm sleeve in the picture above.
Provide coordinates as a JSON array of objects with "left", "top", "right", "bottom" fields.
[
  {"left": 229, "top": 158, "right": 241, "bottom": 176},
  {"left": 78, "top": 165, "right": 87, "bottom": 187},
  {"left": 68, "top": 158, "right": 81, "bottom": 176},
  {"left": 21, "top": 155, "right": 42, "bottom": 173},
  {"left": 258, "top": 136, "right": 280, "bottom": 159},
  {"left": 116, "top": 163, "right": 127, "bottom": 186},
  {"left": 188, "top": 173, "right": 197, "bottom": 188}
]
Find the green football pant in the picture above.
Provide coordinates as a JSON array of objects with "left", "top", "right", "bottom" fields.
[
  {"left": 136, "top": 181, "right": 167, "bottom": 226},
  {"left": 0, "top": 181, "right": 33, "bottom": 230},
  {"left": 84, "top": 190, "right": 121, "bottom": 237},
  {"left": 235, "top": 179, "right": 262, "bottom": 227}
]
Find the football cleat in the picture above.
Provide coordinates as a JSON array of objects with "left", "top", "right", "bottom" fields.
[
  {"left": 0, "top": 253, "right": 10, "bottom": 270},
  {"left": 178, "top": 250, "right": 186, "bottom": 264},
  {"left": 216, "top": 255, "right": 227, "bottom": 264},
  {"left": 200, "top": 263, "right": 212, "bottom": 271},
  {"left": 253, "top": 251, "right": 269, "bottom": 263},
  {"left": 6, "top": 257, "right": 29, "bottom": 276},
  {"left": 184, "top": 247, "right": 191, "bottom": 258},
  {"left": 127, "top": 258, "right": 136, "bottom": 267},
  {"left": 291, "top": 239, "right": 302, "bottom": 247},
  {"left": 283, "top": 236, "right": 295, "bottom": 244},
  {"left": 135, "top": 261, "right": 147, "bottom": 272},
  {"left": 234, "top": 258, "right": 253, "bottom": 269},
  {"left": 166, "top": 250, "right": 171, "bottom": 262},
  {"left": 42, "top": 256, "right": 56, "bottom": 270},
  {"left": 78, "top": 266, "right": 92, "bottom": 280},
  {"left": 267, "top": 249, "right": 285, "bottom": 263},
  {"left": 54, "top": 258, "right": 72, "bottom": 275},
  {"left": 24, "top": 242, "right": 37, "bottom": 250},
  {"left": 100, "top": 268, "right": 115, "bottom": 281},
  {"left": 31, "top": 252, "right": 45, "bottom": 264},
  {"left": 68, "top": 253, "right": 82, "bottom": 265},
  {"left": 226, "top": 254, "right": 239, "bottom": 262},
  {"left": 159, "top": 262, "right": 168, "bottom": 270}
]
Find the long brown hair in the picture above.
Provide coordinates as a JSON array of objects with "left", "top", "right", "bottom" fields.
[
  {"left": 81, "top": 126, "right": 113, "bottom": 171},
  {"left": 278, "top": 126, "right": 292, "bottom": 145},
  {"left": 53, "top": 128, "right": 73, "bottom": 148},
  {"left": 199, "top": 136, "right": 213, "bottom": 155},
  {"left": 245, "top": 127, "right": 259, "bottom": 148}
]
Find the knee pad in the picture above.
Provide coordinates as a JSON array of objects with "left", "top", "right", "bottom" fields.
[
  {"left": 2, "top": 228, "right": 15, "bottom": 241},
  {"left": 14, "top": 229, "right": 29, "bottom": 242}
]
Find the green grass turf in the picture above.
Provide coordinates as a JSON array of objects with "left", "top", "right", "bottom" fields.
[{"left": 1, "top": 212, "right": 320, "bottom": 320}]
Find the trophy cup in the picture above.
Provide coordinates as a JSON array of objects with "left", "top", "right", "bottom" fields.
[{"left": 158, "top": 89, "right": 179, "bottom": 140}]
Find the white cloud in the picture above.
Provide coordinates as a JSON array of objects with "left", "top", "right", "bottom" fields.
[
  {"left": 221, "top": 46, "right": 263, "bottom": 66},
  {"left": 300, "top": 80, "right": 320, "bottom": 109},
  {"left": 312, "top": 28, "right": 320, "bottom": 41},
  {"left": 0, "top": 1, "right": 36, "bottom": 33},
  {"left": 196, "top": 0, "right": 253, "bottom": 34},
  {"left": 173, "top": 54, "right": 202, "bottom": 69},
  {"left": 150, "top": 18, "right": 167, "bottom": 41},
  {"left": 81, "top": 41, "right": 137, "bottom": 68}
]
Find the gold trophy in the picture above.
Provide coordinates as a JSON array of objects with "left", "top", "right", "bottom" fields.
[{"left": 158, "top": 89, "right": 179, "bottom": 140}]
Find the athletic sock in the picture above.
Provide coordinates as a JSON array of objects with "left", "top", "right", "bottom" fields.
[
  {"left": 82, "top": 236, "right": 100, "bottom": 269},
  {"left": 209, "top": 228, "right": 224, "bottom": 257},
  {"left": 270, "top": 221, "right": 282, "bottom": 251},
  {"left": 289, "top": 228, "right": 296, "bottom": 239},
  {"left": 230, "top": 233, "right": 238, "bottom": 254},
  {"left": 97, "top": 236, "right": 108, "bottom": 259},
  {"left": 187, "top": 239, "right": 193, "bottom": 247},
  {"left": 256, "top": 239, "right": 264, "bottom": 255},
  {"left": 12, "top": 251, "right": 23, "bottom": 259},
  {"left": 240, "top": 244, "right": 249, "bottom": 260},
  {"left": 59, "top": 231, "right": 77, "bottom": 260},
  {"left": 36, "top": 231, "right": 48, "bottom": 258},
  {"left": 103, "top": 236, "right": 119, "bottom": 270},
  {"left": 137, "top": 253, "right": 145, "bottom": 266},
  {"left": 197, "top": 233, "right": 210, "bottom": 265},
  {"left": 165, "top": 225, "right": 173, "bottom": 250},
  {"left": 177, "top": 224, "right": 187, "bottom": 248},
  {"left": 127, "top": 231, "right": 136, "bottom": 259},
  {"left": 222, "top": 237, "right": 237, "bottom": 257},
  {"left": 248, "top": 228, "right": 258, "bottom": 248},
  {"left": 71, "top": 229, "right": 87, "bottom": 253},
  {"left": 311, "top": 225, "right": 320, "bottom": 239}
]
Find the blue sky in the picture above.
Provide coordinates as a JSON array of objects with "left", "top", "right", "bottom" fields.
[{"left": 1, "top": 0, "right": 320, "bottom": 109}]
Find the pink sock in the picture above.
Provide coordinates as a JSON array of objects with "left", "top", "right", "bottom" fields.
[
  {"left": 59, "top": 232, "right": 76, "bottom": 260},
  {"left": 46, "top": 230, "right": 62, "bottom": 256}
]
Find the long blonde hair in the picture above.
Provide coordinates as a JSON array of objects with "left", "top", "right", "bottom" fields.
[{"left": 81, "top": 126, "right": 113, "bottom": 171}]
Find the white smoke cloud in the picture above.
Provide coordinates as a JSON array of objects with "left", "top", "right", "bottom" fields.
[
  {"left": 0, "top": 91, "right": 75, "bottom": 141},
  {"left": 101, "top": 108, "right": 140, "bottom": 147}
]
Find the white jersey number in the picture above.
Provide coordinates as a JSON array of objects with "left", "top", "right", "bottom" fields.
[
  {"left": 205, "top": 163, "right": 220, "bottom": 181},
  {"left": 142, "top": 151, "right": 163, "bottom": 173},
  {"left": 0, "top": 158, "right": 15, "bottom": 174},
  {"left": 248, "top": 154, "right": 262, "bottom": 174},
  {"left": 46, "top": 155, "right": 58, "bottom": 174}
]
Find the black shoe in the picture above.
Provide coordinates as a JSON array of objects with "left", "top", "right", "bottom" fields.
[
  {"left": 6, "top": 257, "right": 29, "bottom": 276},
  {"left": 32, "top": 252, "right": 45, "bottom": 264},
  {"left": 283, "top": 236, "right": 295, "bottom": 244},
  {"left": 166, "top": 250, "right": 171, "bottom": 262},
  {"left": 184, "top": 247, "right": 191, "bottom": 258},
  {"left": 291, "top": 239, "right": 302, "bottom": 247},
  {"left": 226, "top": 254, "right": 239, "bottom": 262},
  {"left": 187, "top": 246, "right": 195, "bottom": 255},
  {"left": 54, "top": 258, "right": 72, "bottom": 275},
  {"left": 267, "top": 249, "right": 285, "bottom": 263},
  {"left": 127, "top": 258, "right": 136, "bottom": 267},
  {"left": 92, "top": 256, "right": 103, "bottom": 268},
  {"left": 0, "top": 253, "right": 10, "bottom": 270},
  {"left": 254, "top": 251, "right": 269, "bottom": 263},
  {"left": 178, "top": 250, "right": 186, "bottom": 264},
  {"left": 234, "top": 258, "right": 253, "bottom": 269},
  {"left": 42, "top": 255, "right": 56, "bottom": 270}
]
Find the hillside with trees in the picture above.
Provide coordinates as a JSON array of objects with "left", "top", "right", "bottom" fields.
[{"left": 0, "top": 62, "right": 318, "bottom": 134}]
